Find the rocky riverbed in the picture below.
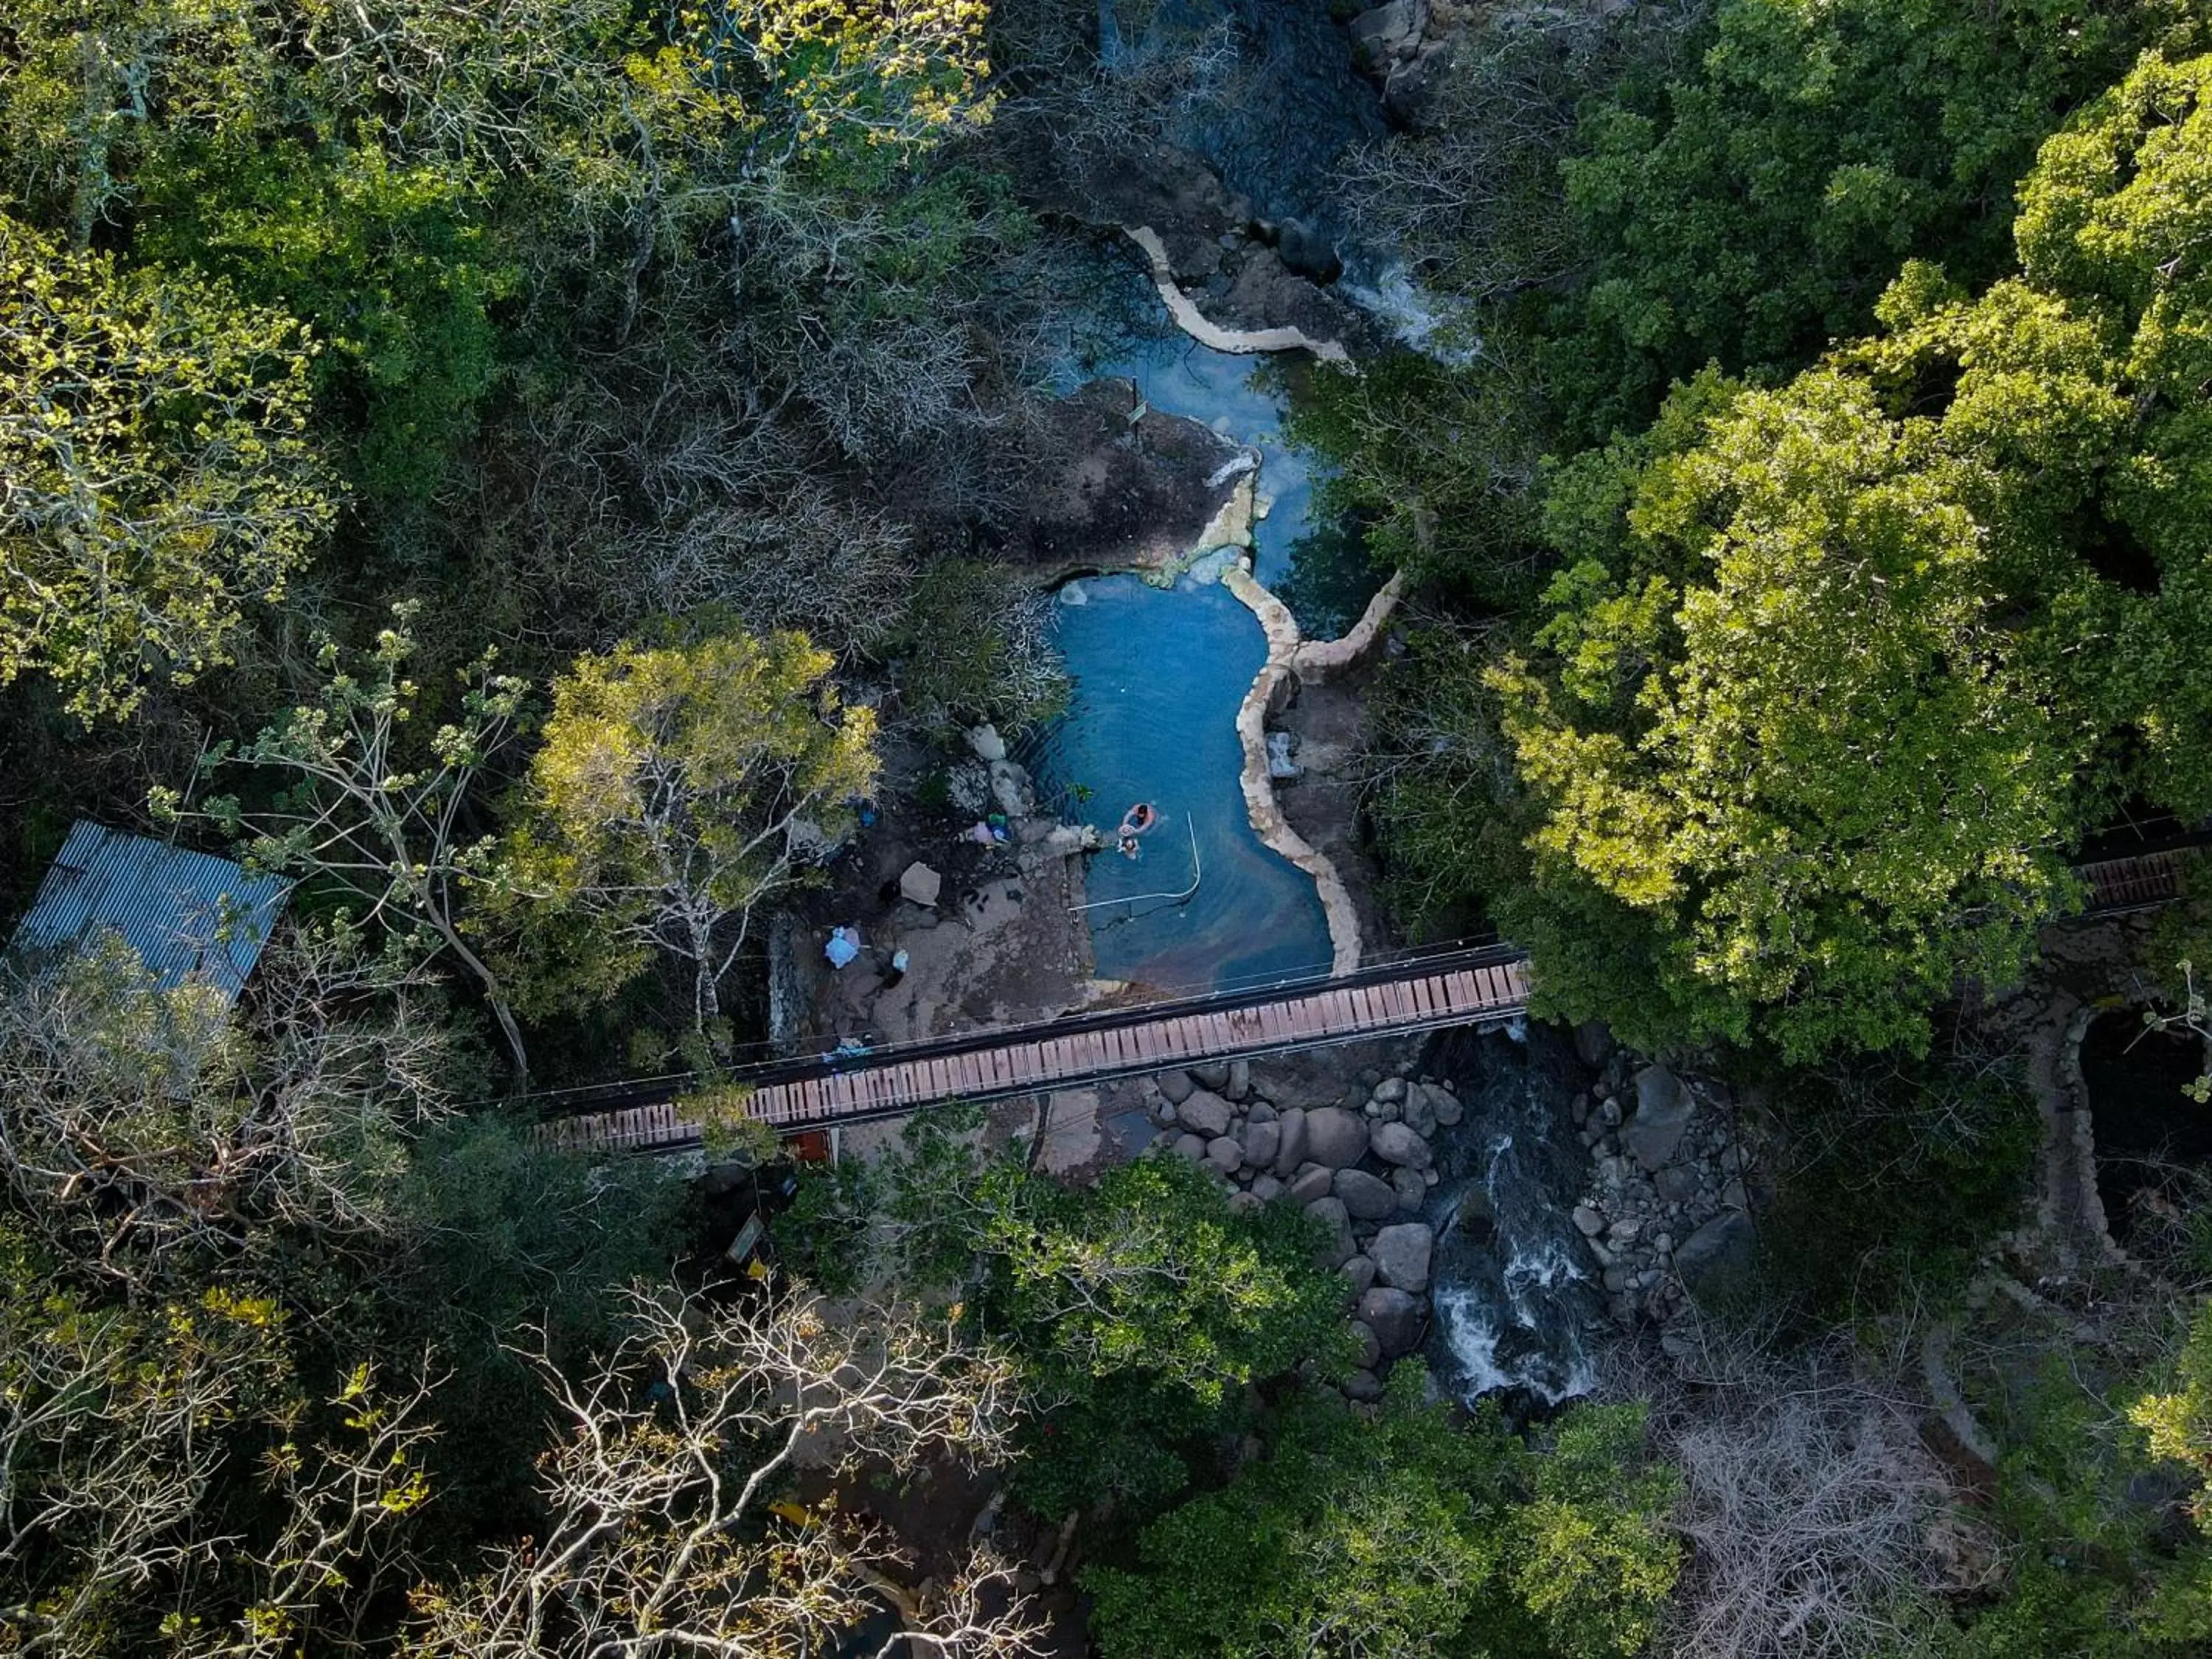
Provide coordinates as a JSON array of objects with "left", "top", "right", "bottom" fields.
[
  {"left": 1118, "top": 1020, "right": 1782, "bottom": 1405},
  {"left": 1565, "top": 1033, "right": 1764, "bottom": 1349},
  {"left": 1136, "top": 1043, "right": 1528, "bottom": 1403}
]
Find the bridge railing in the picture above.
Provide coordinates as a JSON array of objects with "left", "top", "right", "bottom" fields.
[{"left": 519, "top": 936, "right": 1530, "bottom": 1122}]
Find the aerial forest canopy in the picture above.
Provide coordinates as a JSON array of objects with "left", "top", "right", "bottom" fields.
[
  {"left": 1346, "top": 12, "right": 2212, "bottom": 1062},
  {"left": 10, "top": 0, "right": 2212, "bottom": 1654},
  {"left": 0, "top": 0, "right": 1003, "bottom": 719}
]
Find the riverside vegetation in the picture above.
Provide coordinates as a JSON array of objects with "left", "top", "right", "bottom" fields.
[{"left": 4, "top": 0, "right": 2212, "bottom": 1655}]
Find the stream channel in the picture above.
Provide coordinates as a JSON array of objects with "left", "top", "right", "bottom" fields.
[
  {"left": 1023, "top": 0, "right": 1599, "bottom": 1408},
  {"left": 1020, "top": 325, "right": 1345, "bottom": 995}
]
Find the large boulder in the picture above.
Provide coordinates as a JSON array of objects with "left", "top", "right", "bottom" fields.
[
  {"left": 1287, "top": 1162, "right": 1335, "bottom": 1205},
  {"left": 1431, "top": 1084, "right": 1464, "bottom": 1128},
  {"left": 1348, "top": 0, "right": 1425, "bottom": 61},
  {"left": 989, "top": 758, "right": 1034, "bottom": 818},
  {"left": 1171, "top": 1133, "right": 1207, "bottom": 1163},
  {"left": 1206, "top": 1135, "right": 1242, "bottom": 1175},
  {"left": 1224, "top": 1059, "right": 1252, "bottom": 1102},
  {"left": 1276, "top": 217, "right": 1343, "bottom": 285},
  {"left": 1382, "top": 41, "right": 1446, "bottom": 128},
  {"left": 1156, "top": 1069, "right": 1196, "bottom": 1105},
  {"left": 1272, "top": 1107, "right": 1310, "bottom": 1175},
  {"left": 1191, "top": 1061, "right": 1232, "bottom": 1092},
  {"left": 1401, "top": 1085, "right": 1437, "bottom": 1138},
  {"left": 1341, "top": 1255, "right": 1378, "bottom": 1299},
  {"left": 1370, "top": 1121, "right": 1433, "bottom": 1170},
  {"left": 1306, "top": 1106, "right": 1369, "bottom": 1169},
  {"left": 1335, "top": 1168, "right": 1399, "bottom": 1221},
  {"left": 1358, "top": 1287, "right": 1424, "bottom": 1357},
  {"left": 1241, "top": 1119, "right": 1281, "bottom": 1169},
  {"left": 1371, "top": 1222, "right": 1434, "bottom": 1294},
  {"left": 1306, "top": 1196, "right": 1355, "bottom": 1267},
  {"left": 1622, "top": 1065, "right": 1695, "bottom": 1172},
  {"left": 1179, "top": 1088, "right": 1234, "bottom": 1138},
  {"left": 1674, "top": 1210, "right": 1757, "bottom": 1301},
  {"left": 1391, "top": 1166, "right": 1428, "bottom": 1211}
]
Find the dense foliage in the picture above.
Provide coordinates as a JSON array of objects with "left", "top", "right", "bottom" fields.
[
  {"left": 12, "top": 0, "right": 2212, "bottom": 1652},
  {"left": 1088, "top": 1377, "right": 1680, "bottom": 1659},
  {"left": 1312, "top": 7, "right": 2212, "bottom": 1654},
  {"left": 1540, "top": 0, "right": 2198, "bottom": 439},
  {"left": 1349, "top": 38, "right": 2212, "bottom": 1058}
]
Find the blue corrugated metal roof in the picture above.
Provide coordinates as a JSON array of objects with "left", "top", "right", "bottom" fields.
[{"left": 7, "top": 821, "right": 291, "bottom": 1001}]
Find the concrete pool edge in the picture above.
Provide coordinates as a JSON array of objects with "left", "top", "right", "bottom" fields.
[{"left": 1223, "top": 564, "right": 1405, "bottom": 975}]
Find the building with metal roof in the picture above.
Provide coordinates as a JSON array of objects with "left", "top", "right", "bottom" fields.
[{"left": 7, "top": 820, "right": 291, "bottom": 1002}]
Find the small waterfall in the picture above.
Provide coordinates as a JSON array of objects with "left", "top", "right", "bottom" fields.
[
  {"left": 1422, "top": 1023, "right": 1601, "bottom": 1408},
  {"left": 1336, "top": 257, "right": 1482, "bottom": 365}
]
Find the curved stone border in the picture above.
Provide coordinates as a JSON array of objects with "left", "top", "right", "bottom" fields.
[
  {"left": 2056, "top": 1003, "right": 2131, "bottom": 1266},
  {"left": 1293, "top": 571, "right": 1405, "bottom": 682},
  {"left": 1222, "top": 565, "right": 1405, "bottom": 975},
  {"left": 1124, "top": 226, "right": 1352, "bottom": 365}
]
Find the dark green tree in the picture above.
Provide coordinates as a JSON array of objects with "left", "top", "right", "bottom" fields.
[
  {"left": 1087, "top": 1374, "right": 1680, "bottom": 1659},
  {"left": 970, "top": 1153, "right": 1353, "bottom": 1515},
  {"left": 1541, "top": 0, "right": 2199, "bottom": 437}
]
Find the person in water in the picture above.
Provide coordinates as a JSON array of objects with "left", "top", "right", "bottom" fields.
[{"left": 1116, "top": 801, "right": 1158, "bottom": 858}]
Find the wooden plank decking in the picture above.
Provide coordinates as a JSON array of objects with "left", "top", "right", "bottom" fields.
[
  {"left": 549, "top": 955, "right": 1534, "bottom": 1154},
  {"left": 2077, "top": 848, "right": 2188, "bottom": 914}
]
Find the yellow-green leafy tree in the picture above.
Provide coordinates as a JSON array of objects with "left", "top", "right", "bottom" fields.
[
  {"left": 0, "top": 212, "right": 332, "bottom": 721},
  {"left": 1491, "top": 366, "right": 2083, "bottom": 1060},
  {"left": 502, "top": 629, "right": 877, "bottom": 1043},
  {"left": 1478, "top": 47, "right": 2212, "bottom": 1061}
]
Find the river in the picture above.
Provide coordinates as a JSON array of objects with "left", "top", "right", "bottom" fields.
[
  {"left": 1019, "top": 323, "right": 1356, "bottom": 995},
  {"left": 1029, "top": 0, "right": 1599, "bottom": 1409}
]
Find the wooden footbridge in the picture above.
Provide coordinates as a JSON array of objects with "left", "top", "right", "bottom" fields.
[
  {"left": 537, "top": 944, "right": 1533, "bottom": 1156},
  {"left": 2076, "top": 846, "right": 2192, "bottom": 915},
  {"left": 532, "top": 838, "right": 2207, "bottom": 1158}
]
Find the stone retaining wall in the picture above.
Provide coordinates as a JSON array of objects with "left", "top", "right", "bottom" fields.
[
  {"left": 1124, "top": 226, "right": 1352, "bottom": 364},
  {"left": 1222, "top": 564, "right": 1404, "bottom": 975}
]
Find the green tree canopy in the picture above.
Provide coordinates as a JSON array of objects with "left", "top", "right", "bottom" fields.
[
  {"left": 967, "top": 1152, "right": 1352, "bottom": 1516},
  {"left": 1540, "top": 0, "right": 2199, "bottom": 437},
  {"left": 498, "top": 627, "right": 877, "bottom": 1039},
  {"left": 0, "top": 212, "right": 333, "bottom": 720},
  {"left": 825, "top": 1126, "right": 1355, "bottom": 1520},
  {"left": 1492, "top": 366, "right": 2082, "bottom": 1058},
  {"left": 1086, "top": 1375, "right": 1680, "bottom": 1659},
  {"left": 1441, "top": 47, "right": 2212, "bottom": 1060}
]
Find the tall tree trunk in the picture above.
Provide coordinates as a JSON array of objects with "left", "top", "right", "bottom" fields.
[
  {"left": 686, "top": 899, "right": 725, "bottom": 1054},
  {"left": 439, "top": 923, "right": 530, "bottom": 1091}
]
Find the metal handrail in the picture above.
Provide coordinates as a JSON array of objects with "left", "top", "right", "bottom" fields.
[{"left": 1069, "top": 815, "right": 1202, "bottom": 913}]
